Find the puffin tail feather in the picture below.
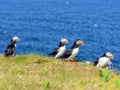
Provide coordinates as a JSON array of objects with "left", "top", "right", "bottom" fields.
[{"left": 94, "top": 60, "right": 98, "bottom": 66}]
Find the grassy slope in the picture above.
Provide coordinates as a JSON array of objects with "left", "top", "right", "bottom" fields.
[{"left": 0, "top": 54, "right": 120, "bottom": 90}]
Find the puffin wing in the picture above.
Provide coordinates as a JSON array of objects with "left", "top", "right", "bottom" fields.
[
  {"left": 5, "top": 44, "right": 16, "bottom": 55},
  {"left": 60, "top": 49, "right": 72, "bottom": 58},
  {"left": 94, "top": 58, "right": 99, "bottom": 66},
  {"left": 49, "top": 47, "right": 59, "bottom": 56}
]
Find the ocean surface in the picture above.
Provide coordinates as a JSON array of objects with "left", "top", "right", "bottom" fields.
[{"left": 0, "top": 0, "right": 120, "bottom": 72}]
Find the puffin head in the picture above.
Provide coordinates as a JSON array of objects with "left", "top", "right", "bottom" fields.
[
  {"left": 12, "top": 36, "right": 20, "bottom": 42},
  {"left": 60, "top": 38, "right": 68, "bottom": 44},
  {"left": 105, "top": 52, "right": 114, "bottom": 59},
  {"left": 74, "top": 39, "right": 84, "bottom": 46}
]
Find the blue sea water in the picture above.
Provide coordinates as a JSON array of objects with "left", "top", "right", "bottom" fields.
[{"left": 0, "top": 0, "right": 120, "bottom": 71}]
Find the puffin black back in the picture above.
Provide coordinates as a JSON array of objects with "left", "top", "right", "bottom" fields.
[{"left": 5, "top": 40, "right": 16, "bottom": 56}]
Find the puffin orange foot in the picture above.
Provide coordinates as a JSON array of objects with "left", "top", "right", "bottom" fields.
[{"left": 67, "top": 60, "right": 75, "bottom": 62}]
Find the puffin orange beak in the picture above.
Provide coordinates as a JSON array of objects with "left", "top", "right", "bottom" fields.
[
  {"left": 81, "top": 42, "right": 84, "bottom": 45},
  {"left": 17, "top": 38, "right": 20, "bottom": 41},
  {"left": 66, "top": 40, "right": 68, "bottom": 43},
  {"left": 111, "top": 55, "right": 114, "bottom": 59}
]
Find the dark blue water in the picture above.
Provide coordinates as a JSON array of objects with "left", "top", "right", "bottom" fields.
[{"left": 0, "top": 0, "right": 120, "bottom": 71}]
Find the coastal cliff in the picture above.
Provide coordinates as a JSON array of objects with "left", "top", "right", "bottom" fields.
[{"left": 0, "top": 54, "right": 120, "bottom": 90}]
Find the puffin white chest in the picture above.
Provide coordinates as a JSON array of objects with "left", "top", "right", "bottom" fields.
[
  {"left": 72, "top": 48, "right": 79, "bottom": 55},
  {"left": 56, "top": 46, "right": 65, "bottom": 58},
  {"left": 97, "top": 57, "right": 110, "bottom": 67},
  {"left": 14, "top": 44, "right": 16, "bottom": 47},
  {"left": 67, "top": 48, "right": 79, "bottom": 60}
]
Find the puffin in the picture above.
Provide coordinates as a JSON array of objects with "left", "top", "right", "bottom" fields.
[
  {"left": 94, "top": 52, "right": 114, "bottom": 68},
  {"left": 5, "top": 36, "right": 20, "bottom": 56},
  {"left": 60, "top": 39, "right": 84, "bottom": 61},
  {"left": 49, "top": 38, "right": 68, "bottom": 58}
]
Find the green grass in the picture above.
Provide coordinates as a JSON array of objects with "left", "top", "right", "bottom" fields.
[{"left": 0, "top": 54, "right": 120, "bottom": 90}]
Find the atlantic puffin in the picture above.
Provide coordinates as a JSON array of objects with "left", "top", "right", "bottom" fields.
[
  {"left": 49, "top": 38, "right": 68, "bottom": 58},
  {"left": 5, "top": 36, "right": 20, "bottom": 56},
  {"left": 60, "top": 39, "right": 84, "bottom": 61},
  {"left": 94, "top": 52, "right": 114, "bottom": 68}
]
